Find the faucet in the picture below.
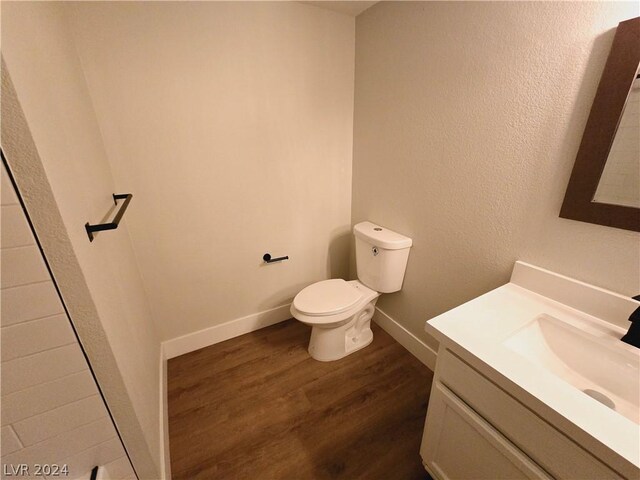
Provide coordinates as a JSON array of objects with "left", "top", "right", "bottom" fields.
[{"left": 621, "top": 295, "right": 640, "bottom": 349}]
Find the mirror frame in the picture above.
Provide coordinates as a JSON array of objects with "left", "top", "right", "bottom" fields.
[{"left": 560, "top": 17, "right": 640, "bottom": 232}]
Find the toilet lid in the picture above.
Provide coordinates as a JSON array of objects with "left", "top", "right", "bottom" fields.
[{"left": 293, "top": 279, "right": 362, "bottom": 316}]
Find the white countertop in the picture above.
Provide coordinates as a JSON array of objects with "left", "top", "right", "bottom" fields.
[{"left": 425, "top": 262, "right": 640, "bottom": 473}]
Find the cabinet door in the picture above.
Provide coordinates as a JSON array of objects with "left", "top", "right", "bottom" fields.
[{"left": 421, "top": 382, "right": 552, "bottom": 480}]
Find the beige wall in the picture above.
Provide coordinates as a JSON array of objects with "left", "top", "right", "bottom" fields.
[
  {"left": 353, "top": 1, "right": 640, "bottom": 350},
  {"left": 67, "top": 1, "right": 356, "bottom": 341},
  {"left": 1, "top": 3, "right": 162, "bottom": 476}
]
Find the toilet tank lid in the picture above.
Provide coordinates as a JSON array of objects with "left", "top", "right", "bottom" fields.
[{"left": 353, "top": 221, "right": 412, "bottom": 250}]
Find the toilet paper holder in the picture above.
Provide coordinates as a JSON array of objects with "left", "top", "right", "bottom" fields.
[{"left": 263, "top": 253, "right": 289, "bottom": 263}]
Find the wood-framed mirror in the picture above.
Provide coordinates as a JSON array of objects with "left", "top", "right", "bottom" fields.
[{"left": 560, "top": 17, "right": 640, "bottom": 232}]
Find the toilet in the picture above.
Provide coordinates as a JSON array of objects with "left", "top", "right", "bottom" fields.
[{"left": 291, "top": 221, "right": 412, "bottom": 361}]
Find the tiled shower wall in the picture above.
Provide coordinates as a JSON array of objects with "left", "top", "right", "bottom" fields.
[{"left": 0, "top": 163, "right": 135, "bottom": 480}]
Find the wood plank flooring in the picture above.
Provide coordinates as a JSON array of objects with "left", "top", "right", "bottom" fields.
[{"left": 168, "top": 319, "right": 434, "bottom": 480}]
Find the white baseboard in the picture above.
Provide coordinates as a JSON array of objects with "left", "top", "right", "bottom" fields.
[
  {"left": 373, "top": 307, "right": 438, "bottom": 371},
  {"left": 162, "top": 304, "right": 292, "bottom": 360}
]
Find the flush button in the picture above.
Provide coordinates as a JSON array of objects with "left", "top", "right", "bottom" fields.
[{"left": 374, "top": 227, "right": 382, "bottom": 231}]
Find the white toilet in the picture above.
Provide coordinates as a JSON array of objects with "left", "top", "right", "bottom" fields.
[{"left": 291, "top": 221, "right": 412, "bottom": 361}]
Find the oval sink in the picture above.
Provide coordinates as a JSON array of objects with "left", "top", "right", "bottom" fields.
[{"left": 503, "top": 313, "right": 640, "bottom": 424}]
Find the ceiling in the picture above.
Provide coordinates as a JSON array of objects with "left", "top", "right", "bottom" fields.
[{"left": 302, "top": 1, "right": 378, "bottom": 17}]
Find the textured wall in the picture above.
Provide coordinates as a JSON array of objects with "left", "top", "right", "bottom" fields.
[
  {"left": 352, "top": 1, "right": 640, "bottom": 350},
  {"left": 1, "top": 3, "right": 162, "bottom": 476},
  {"left": 67, "top": 2, "right": 356, "bottom": 341}
]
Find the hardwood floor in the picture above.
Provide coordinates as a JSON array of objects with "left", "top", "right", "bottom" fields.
[{"left": 168, "top": 319, "right": 434, "bottom": 480}]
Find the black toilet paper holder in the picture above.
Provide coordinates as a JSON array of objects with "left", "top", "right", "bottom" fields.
[{"left": 263, "top": 253, "right": 289, "bottom": 263}]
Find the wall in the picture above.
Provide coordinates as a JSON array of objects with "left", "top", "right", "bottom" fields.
[
  {"left": 1, "top": 163, "right": 136, "bottom": 480},
  {"left": 67, "top": 2, "right": 355, "bottom": 341},
  {"left": 352, "top": 1, "right": 640, "bottom": 351},
  {"left": 1, "top": 3, "right": 162, "bottom": 476}
]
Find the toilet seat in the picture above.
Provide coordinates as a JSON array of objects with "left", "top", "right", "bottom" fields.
[
  {"left": 291, "top": 279, "right": 380, "bottom": 328},
  {"left": 293, "top": 279, "right": 362, "bottom": 316}
]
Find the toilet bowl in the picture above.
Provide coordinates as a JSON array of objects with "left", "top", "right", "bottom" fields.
[
  {"left": 291, "top": 221, "right": 412, "bottom": 361},
  {"left": 291, "top": 279, "right": 380, "bottom": 361}
]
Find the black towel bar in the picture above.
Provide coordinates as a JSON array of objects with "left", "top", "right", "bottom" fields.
[{"left": 85, "top": 193, "right": 133, "bottom": 242}]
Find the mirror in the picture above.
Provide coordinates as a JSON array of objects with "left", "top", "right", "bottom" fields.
[
  {"left": 560, "top": 17, "right": 640, "bottom": 231},
  {"left": 593, "top": 74, "right": 640, "bottom": 208}
]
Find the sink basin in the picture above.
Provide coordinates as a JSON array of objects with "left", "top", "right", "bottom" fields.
[{"left": 504, "top": 314, "right": 640, "bottom": 424}]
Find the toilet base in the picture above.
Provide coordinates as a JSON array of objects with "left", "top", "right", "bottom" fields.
[{"left": 307, "top": 302, "right": 376, "bottom": 362}]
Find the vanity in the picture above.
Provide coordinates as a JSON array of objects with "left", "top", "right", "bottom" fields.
[{"left": 420, "top": 262, "right": 640, "bottom": 480}]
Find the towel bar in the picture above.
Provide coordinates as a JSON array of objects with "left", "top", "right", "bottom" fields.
[{"left": 85, "top": 193, "right": 133, "bottom": 242}]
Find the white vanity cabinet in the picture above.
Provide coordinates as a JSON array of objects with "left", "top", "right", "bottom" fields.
[
  {"left": 421, "top": 380, "right": 549, "bottom": 479},
  {"left": 419, "top": 262, "right": 640, "bottom": 480},
  {"left": 421, "top": 349, "right": 621, "bottom": 480}
]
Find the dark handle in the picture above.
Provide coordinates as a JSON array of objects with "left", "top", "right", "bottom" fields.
[
  {"left": 263, "top": 253, "right": 289, "bottom": 263},
  {"left": 630, "top": 294, "right": 640, "bottom": 323},
  {"left": 85, "top": 193, "right": 133, "bottom": 242}
]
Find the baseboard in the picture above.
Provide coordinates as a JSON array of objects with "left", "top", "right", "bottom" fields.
[
  {"left": 159, "top": 347, "right": 171, "bottom": 480},
  {"left": 162, "top": 304, "right": 292, "bottom": 359},
  {"left": 373, "top": 307, "right": 438, "bottom": 371}
]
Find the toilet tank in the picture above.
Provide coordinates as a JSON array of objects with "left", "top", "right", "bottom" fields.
[{"left": 354, "top": 221, "right": 412, "bottom": 293}]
